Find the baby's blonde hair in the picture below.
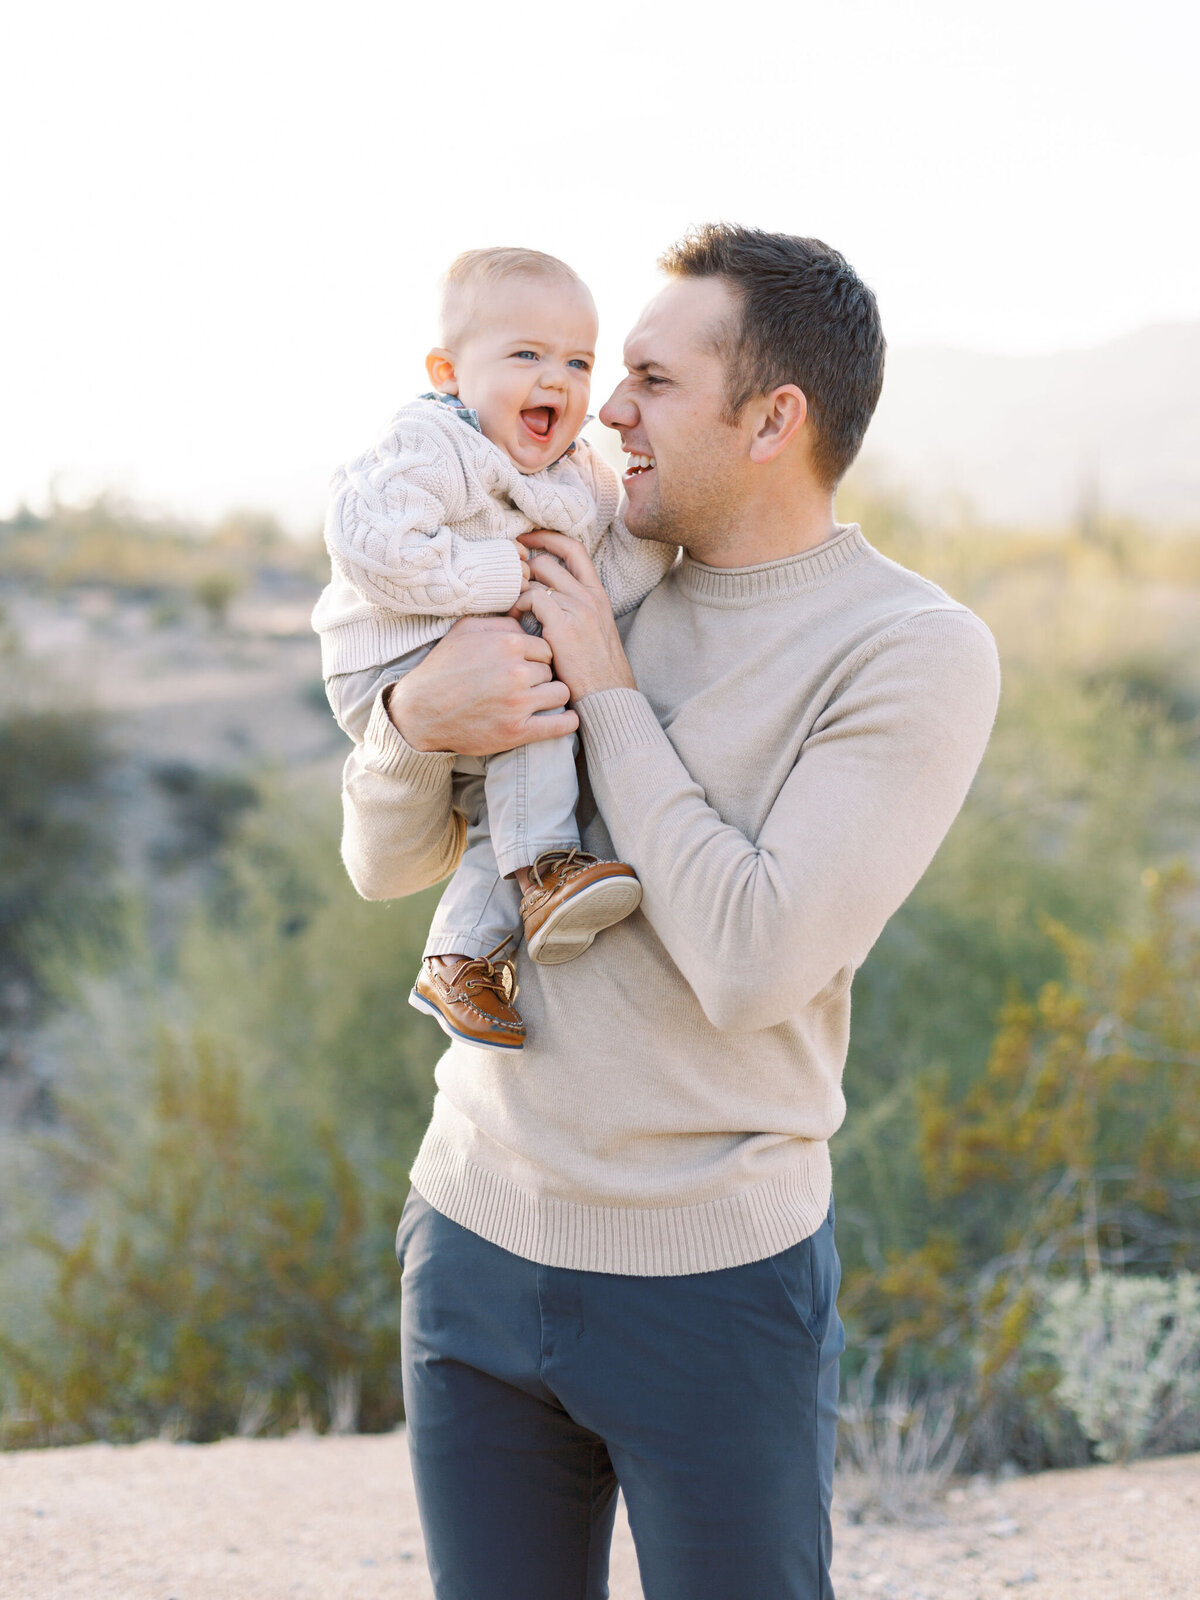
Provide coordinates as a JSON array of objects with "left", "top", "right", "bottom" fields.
[{"left": 439, "top": 247, "right": 588, "bottom": 346}]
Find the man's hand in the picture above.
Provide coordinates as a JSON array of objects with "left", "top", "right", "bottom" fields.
[
  {"left": 513, "top": 531, "right": 637, "bottom": 702},
  {"left": 385, "top": 616, "right": 576, "bottom": 756}
]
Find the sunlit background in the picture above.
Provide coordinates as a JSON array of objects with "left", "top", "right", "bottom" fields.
[
  {"left": 4, "top": 0, "right": 1198, "bottom": 528},
  {"left": 3, "top": 3, "right": 1199, "bottom": 1584}
]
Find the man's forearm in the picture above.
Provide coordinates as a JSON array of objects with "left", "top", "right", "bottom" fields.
[{"left": 340, "top": 689, "right": 464, "bottom": 901}]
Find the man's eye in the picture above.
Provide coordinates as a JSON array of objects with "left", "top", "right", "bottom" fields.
[{"left": 643, "top": 375, "right": 665, "bottom": 387}]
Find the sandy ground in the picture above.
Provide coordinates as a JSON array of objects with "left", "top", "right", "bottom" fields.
[{"left": 1, "top": 1434, "right": 1196, "bottom": 1600}]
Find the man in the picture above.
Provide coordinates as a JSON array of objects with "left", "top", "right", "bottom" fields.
[{"left": 341, "top": 225, "right": 1000, "bottom": 1599}]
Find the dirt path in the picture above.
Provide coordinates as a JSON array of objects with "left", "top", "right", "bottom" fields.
[{"left": 1, "top": 1434, "right": 1196, "bottom": 1599}]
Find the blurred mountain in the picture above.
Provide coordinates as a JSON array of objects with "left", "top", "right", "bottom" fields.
[{"left": 859, "top": 322, "right": 1200, "bottom": 527}]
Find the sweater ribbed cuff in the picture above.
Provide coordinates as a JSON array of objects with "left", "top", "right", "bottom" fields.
[
  {"left": 576, "top": 688, "right": 665, "bottom": 761},
  {"left": 459, "top": 539, "right": 525, "bottom": 614},
  {"left": 362, "top": 684, "right": 457, "bottom": 794}
]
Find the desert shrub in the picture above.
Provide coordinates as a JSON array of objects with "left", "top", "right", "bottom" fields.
[
  {"left": 1037, "top": 1273, "right": 1200, "bottom": 1463},
  {"left": 176, "top": 783, "right": 444, "bottom": 1163},
  {"left": 824, "top": 518, "right": 1200, "bottom": 1468},
  {"left": 836, "top": 1358, "right": 965, "bottom": 1523},
  {"left": 150, "top": 762, "right": 260, "bottom": 869},
  {"left": 0, "top": 781, "right": 445, "bottom": 1444},
  {"left": 842, "top": 867, "right": 1200, "bottom": 1467},
  {"left": 193, "top": 570, "right": 244, "bottom": 628},
  {"left": 1, "top": 1027, "right": 400, "bottom": 1445},
  {"left": 836, "top": 668, "right": 1198, "bottom": 1339},
  {"left": 0, "top": 703, "right": 118, "bottom": 1025}
]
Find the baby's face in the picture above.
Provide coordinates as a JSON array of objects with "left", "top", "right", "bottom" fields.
[{"left": 440, "top": 277, "right": 598, "bottom": 473}]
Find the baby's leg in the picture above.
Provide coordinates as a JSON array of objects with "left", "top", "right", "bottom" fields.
[
  {"left": 330, "top": 653, "right": 525, "bottom": 1050},
  {"left": 424, "top": 763, "right": 523, "bottom": 960},
  {"left": 412, "top": 763, "right": 526, "bottom": 1053},
  {"left": 324, "top": 650, "right": 433, "bottom": 744},
  {"left": 485, "top": 720, "right": 581, "bottom": 885},
  {"left": 486, "top": 727, "right": 643, "bottom": 966}
]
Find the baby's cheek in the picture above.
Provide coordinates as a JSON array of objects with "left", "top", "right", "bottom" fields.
[
  {"left": 567, "top": 390, "right": 591, "bottom": 433},
  {"left": 472, "top": 401, "right": 512, "bottom": 451}
]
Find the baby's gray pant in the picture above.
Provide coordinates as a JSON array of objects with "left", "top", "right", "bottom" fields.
[{"left": 327, "top": 651, "right": 580, "bottom": 959}]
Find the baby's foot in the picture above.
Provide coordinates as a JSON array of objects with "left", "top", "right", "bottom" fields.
[
  {"left": 409, "top": 946, "right": 525, "bottom": 1052},
  {"left": 520, "top": 849, "right": 642, "bottom": 966}
]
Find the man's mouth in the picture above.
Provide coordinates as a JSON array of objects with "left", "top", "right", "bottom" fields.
[
  {"left": 520, "top": 406, "right": 557, "bottom": 440},
  {"left": 624, "top": 453, "right": 655, "bottom": 480}
]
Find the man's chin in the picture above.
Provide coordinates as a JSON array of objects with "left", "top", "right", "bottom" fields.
[{"left": 623, "top": 504, "right": 677, "bottom": 546}]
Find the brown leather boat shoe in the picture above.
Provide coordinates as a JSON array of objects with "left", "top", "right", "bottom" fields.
[
  {"left": 520, "top": 848, "right": 642, "bottom": 965},
  {"left": 408, "top": 946, "right": 525, "bottom": 1052}
]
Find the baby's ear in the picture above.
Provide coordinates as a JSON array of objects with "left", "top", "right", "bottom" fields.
[{"left": 425, "top": 349, "right": 459, "bottom": 394}]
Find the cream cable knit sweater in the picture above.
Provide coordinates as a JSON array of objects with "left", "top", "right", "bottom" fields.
[
  {"left": 312, "top": 399, "right": 677, "bottom": 678},
  {"left": 340, "top": 526, "right": 1001, "bottom": 1275}
]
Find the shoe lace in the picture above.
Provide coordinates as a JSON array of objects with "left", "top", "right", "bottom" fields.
[
  {"left": 528, "top": 847, "right": 598, "bottom": 890},
  {"left": 444, "top": 940, "right": 518, "bottom": 1005}
]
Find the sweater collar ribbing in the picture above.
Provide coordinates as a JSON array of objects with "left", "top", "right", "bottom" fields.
[{"left": 676, "top": 524, "right": 869, "bottom": 606}]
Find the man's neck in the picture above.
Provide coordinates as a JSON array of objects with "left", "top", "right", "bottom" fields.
[{"left": 686, "top": 480, "right": 838, "bottom": 569}]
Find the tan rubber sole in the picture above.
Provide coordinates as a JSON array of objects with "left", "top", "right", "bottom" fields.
[{"left": 526, "top": 876, "right": 643, "bottom": 965}]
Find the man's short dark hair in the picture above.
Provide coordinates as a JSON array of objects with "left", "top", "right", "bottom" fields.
[{"left": 659, "top": 223, "right": 886, "bottom": 489}]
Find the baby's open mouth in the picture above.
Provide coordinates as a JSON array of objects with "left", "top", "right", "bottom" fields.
[{"left": 520, "top": 406, "right": 557, "bottom": 440}]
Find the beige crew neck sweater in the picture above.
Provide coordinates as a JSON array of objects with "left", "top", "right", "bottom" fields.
[{"left": 341, "top": 525, "right": 1001, "bottom": 1275}]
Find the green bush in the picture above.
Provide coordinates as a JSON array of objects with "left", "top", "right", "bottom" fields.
[
  {"left": 0, "top": 783, "right": 445, "bottom": 1444},
  {"left": 836, "top": 671, "right": 1198, "bottom": 1323},
  {"left": 0, "top": 703, "right": 118, "bottom": 1025},
  {"left": 1038, "top": 1273, "right": 1200, "bottom": 1462},
  {"left": 2, "top": 1028, "right": 399, "bottom": 1444},
  {"left": 150, "top": 762, "right": 260, "bottom": 870}
]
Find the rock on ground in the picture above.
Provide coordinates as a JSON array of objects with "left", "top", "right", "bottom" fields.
[{"left": 1, "top": 1433, "right": 1196, "bottom": 1599}]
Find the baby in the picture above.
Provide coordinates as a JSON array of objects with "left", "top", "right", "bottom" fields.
[{"left": 313, "top": 248, "right": 676, "bottom": 1053}]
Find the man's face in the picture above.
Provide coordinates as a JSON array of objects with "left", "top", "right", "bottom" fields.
[
  {"left": 599, "top": 276, "right": 751, "bottom": 559},
  {"left": 441, "top": 278, "right": 597, "bottom": 474}
]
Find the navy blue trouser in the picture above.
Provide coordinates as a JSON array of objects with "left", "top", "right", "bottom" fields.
[{"left": 397, "top": 1189, "right": 844, "bottom": 1600}]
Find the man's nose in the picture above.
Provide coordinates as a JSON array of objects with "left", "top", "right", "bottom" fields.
[{"left": 599, "top": 382, "right": 637, "bottom": 431}]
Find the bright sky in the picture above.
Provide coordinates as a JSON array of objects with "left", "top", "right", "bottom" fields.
[{"left": 3, "top": 0, "right": 1197, "bottom": 531}]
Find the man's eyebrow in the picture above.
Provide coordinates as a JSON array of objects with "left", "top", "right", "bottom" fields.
[{"left": 625, "top": 357, "right": 670, "bottom": 374}]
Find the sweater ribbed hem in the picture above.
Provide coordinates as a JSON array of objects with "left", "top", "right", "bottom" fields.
[
  {"left": 677, "top": 524, "right": 868, "bottom": 607},
  {"left": 408, "top": 1123, "right": 833, "bottom": 1277},
  {"left": 319, "top": 612, "right": 452, "bottom": 678},
  {"left": 576, "top": 688, "right": 666, "bottom": 762},
  {"left": 361, "top": 690, "right": 456, "bottom": 791}
]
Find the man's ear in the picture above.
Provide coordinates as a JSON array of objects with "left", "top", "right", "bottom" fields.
[
  {"left": 747, "top": 385, "right": 807, "bottom": 465},
  {"left": 425, "top": 349, "right": 459, "bottom": 394}
]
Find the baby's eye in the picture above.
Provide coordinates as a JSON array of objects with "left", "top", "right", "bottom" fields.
[
  {"left": 512, "top": 350, "right": 538, "bottom": 361},
  {"left": 568, "top": 358, "right": 591, "bottom": 371}
]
